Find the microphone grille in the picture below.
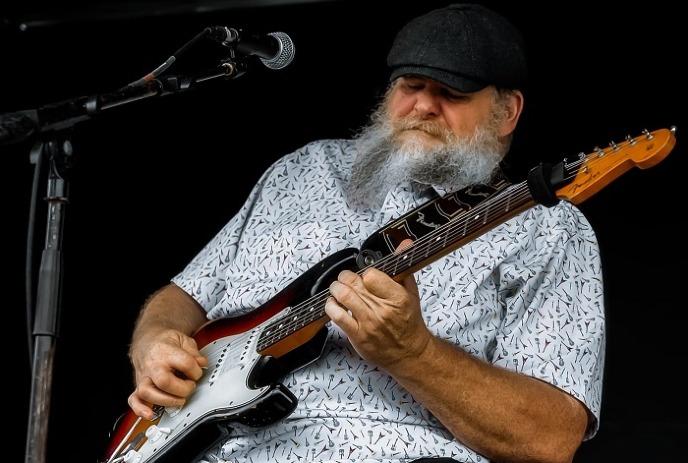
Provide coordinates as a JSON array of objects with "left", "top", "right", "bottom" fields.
[{"left": 260, "top": 32, "right": 295, "bottom": 70}]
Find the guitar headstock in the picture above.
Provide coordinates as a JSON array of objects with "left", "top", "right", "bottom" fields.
[{"left": 556, "top": 127, "right": 677, "bottom": 204}]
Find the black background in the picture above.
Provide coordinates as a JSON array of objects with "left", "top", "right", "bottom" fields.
[{"left": 2, "top": 1, "right": 686, "bottom": 461}]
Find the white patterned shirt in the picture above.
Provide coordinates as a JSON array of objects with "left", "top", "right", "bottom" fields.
[{"left": 172, "top": 139, "right": 605, "bottom": 463}]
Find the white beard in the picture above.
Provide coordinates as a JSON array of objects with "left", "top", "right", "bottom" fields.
[{"left": 346, "top": 109, "right": 506, "bottom": 210}]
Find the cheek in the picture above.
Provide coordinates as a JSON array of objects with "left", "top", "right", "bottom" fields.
[
  {"left": 445, "top": 107, "right": 488, "bottom": 136},
  {"left": 388, "top": 94, "right": 415, "bottom": 118}
]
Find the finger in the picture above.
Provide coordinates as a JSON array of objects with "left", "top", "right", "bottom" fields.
[
  {"left": 180, "top": 337, "right": 209, "bottom": 369},
  {"left": 399, "top": 273, "right": 420, "bottom": 298},
  {"left": 149, "top": 364, "right": 197, "bottom": 397},
  {"left": 168, "top": 349, "right": 205, "bottom": 381},
  {"left": 196, "top": 355, "right": 209, "bottom": 368},
  {"left": 137, "top": 376, "right": 187, "bottom": 408},
  {"left": 324, "top": 297, "right": 358, "bottom": 335},
  {"left": 128, "top": 392, "right": 156, "bottom": 420},
  {"left": 337, "top": 270, "right": 366, "bottom": 290},
  {"left": 329, "top": 279, "right": 370, "bottom": 321},
  {"left": 395, "top": 238, "right": 415, "bottom": 254},
  {"left": 361, "top": 267, "right": 406, "bottom": 301}
]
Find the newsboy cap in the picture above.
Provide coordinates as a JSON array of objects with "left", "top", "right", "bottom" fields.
[{"left": 387, "top": 3, "right": 528, "bottom": 92}]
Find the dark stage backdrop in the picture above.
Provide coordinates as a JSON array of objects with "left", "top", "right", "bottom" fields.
[{"left": 2, "top": 1, "right": 685, "bottom": 461}]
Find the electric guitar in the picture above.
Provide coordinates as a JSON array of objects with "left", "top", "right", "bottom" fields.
[{"left": 102, "top": 127, "right": 676, "bottom": 463}]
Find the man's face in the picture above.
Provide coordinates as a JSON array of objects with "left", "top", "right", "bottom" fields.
[
  {"left": 346, "top": 74, "right": 522, "bottom": 210},
  {"left": 386, "top": 75, "right": 507, "bottom": 149}
]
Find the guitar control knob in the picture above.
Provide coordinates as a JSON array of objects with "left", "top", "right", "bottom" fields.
[
  {"left": 145, "top": 425, "right": 172, "bottom": 442},
  {"left": 123, "top": 449, "right": 142, "bottom": 463}
]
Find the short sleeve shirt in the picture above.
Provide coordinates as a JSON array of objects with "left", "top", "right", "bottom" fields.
[{"left": 172, "top": 139, "right": 605, "bottom": 463}]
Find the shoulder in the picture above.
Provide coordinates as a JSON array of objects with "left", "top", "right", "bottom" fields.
[
  {"left": 519, "top": 201, "right": 597, "bottom": 243},
  {"left": 250, "top": 139, "right": 355, "bottom": 197},
  {"left": 263, "top": 139, "right": 356, "bottom": 183},
  {"left": 277, "top": 138, "right": 355, "bottom": 167},
  {"left": 541, "top": 201, "right": 596, "bottom": 242},
  {"left": 494, "top": 200, "right": 599, "bottom": 264}
]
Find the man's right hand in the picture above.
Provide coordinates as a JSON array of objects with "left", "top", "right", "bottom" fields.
[{"left": 128, "top": 328, "right": 208, "bottom": 419}]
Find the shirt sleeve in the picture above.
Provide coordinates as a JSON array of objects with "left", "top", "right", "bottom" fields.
[
  {"left": 491, "top": 203, "right": 605, "bottom": 439},
  {"left": 170, "top": 162, "right": 276, "bottom": 313}
]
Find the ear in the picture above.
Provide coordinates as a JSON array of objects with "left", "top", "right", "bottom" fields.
[{"left": 497, "top": 89, "right": 524, "bottom": 138}]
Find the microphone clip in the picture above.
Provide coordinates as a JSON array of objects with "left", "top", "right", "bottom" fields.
[{"left": 208, "top": 26, "right": 240, "bottom": 47}]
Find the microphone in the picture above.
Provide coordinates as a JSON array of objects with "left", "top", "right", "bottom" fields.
[{"left": 209, "top": 27, "right": 295, "bottom": 70}]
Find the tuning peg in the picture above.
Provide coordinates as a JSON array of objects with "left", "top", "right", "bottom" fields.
[
  {"left": 594, "top": 146, "right": 605, "bottom": 157},
  {"left": 642, "top": 128, "right": 654, "bottom": 140},
  {"left": 609, "top": 140, "right": 619, "bottom": 151},
  {"left": 670, "top": 126, "right": 677, "bottom": 134},
  {"left": 578, "top": 152, "right": 586, "bottom": 160},
  {"left": 625, "top": 134, "right": 637, "bottom": 146}
]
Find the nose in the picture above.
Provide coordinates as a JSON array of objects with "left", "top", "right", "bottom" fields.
[{"left": 413, "top": 89, "right": 441, "bottom": 119}]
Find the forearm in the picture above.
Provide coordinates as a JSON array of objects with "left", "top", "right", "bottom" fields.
[
  {"left": 387, "top": 335, "right": 587, "bottom": 463},
  {"left": 132, "top": 283, "right": 208, "bottom": 348}
]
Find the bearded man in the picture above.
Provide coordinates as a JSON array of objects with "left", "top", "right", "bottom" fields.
[{"left": 126, "top": 4, "right": 605, "bottom": 463}]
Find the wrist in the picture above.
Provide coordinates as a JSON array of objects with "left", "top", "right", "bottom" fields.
[
  {"left": 387, "top": 329, "right": 437, "bottom": 379},
  {"left": 130, "top": 323, "right": 172, "bottom": 360}
]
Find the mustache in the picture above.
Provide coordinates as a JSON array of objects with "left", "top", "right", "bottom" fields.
[{"left": 391, "top": 117, "right": 455, "bottom": 143}]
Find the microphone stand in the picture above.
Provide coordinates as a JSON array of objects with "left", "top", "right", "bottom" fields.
[{"left": 20, "top": 58, "right": 247, "bottom": 463}]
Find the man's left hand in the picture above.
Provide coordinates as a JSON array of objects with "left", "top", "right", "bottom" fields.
[{"left": 324, "top": 244, "right": 432, "bottom": 371}]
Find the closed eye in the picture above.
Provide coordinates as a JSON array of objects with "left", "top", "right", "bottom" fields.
[
  {"left": 442, "top": 89, "right": 468, "bottom": 101},
  {"left": 403, "top": 82, "right": 425, "bottom": 92}
]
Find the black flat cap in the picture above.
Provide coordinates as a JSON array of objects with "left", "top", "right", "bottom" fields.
[{"left": 387, "top": 3, "right": 527, "bottom": 92}]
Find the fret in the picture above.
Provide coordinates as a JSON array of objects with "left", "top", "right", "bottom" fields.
[
  {"left": 430, "top": 234, "right": 443, "bottom": 256},
  {"left": 409, "top": 243, "right": 419, "bottom": 267},
  {"left": 472, "top": 213, "right": 481, "bottom": 230},
  {"left": 505, "top": 193, "right": 512, "bottom": 212},
  {"left": 482, "top": 203, "right": 490, "bottom": 225},
  {"left": 400, "top": 249, "right": 412, "bottom": 268}
]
